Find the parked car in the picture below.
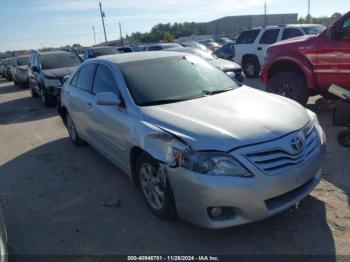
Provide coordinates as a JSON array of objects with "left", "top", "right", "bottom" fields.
[
  {"left": 198, "top": 39, "right": 221, "bottom": 51},
  {"left": 28, "top": 50, "right": 82, "bottom": 106},
  {"left": 14, "top": 55, "right": 30, "bottom": 88},
  {"left": 213, "top": 42, "right": 235, "bottom": 60},
  {"left": 58, "top": 52, "right": 326, "bottom": 229},
  {"left": 0, "top": 60, "right": 5, "bottom": 78},
  {"left": 262, "top": 12, "right": 350, "bottom": 105},
  {"left": 234, "top": 24, "right": 326, "bottom": 78},
  {"left": 0, "top": 200, "right": 8, "bottom": 262},
  {"left": 169, "top": 47, "right": 243, "bottom": 82},
  {"left": 179, "top": 42, "right": 208, "bottom": 51},
  {"left": 83, "top": 46, "right": 119, "bottom": 60},
  {"left": 215, "top": 37, "right": 233, "bottom": 45},
  {"left": 144, "top": 43, "right": 182, "bottom": 51},
  {"left": 4, "top": 58, "right": 15, "bottom": 81}
]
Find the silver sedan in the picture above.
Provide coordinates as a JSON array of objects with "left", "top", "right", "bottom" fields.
[{"left": 59, "top": 52, "right": 326, "bottom": 228}]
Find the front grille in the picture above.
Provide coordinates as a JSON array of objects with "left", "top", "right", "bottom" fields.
[{"left": 244, "top": 123, "right": 321, "bottom": 175}]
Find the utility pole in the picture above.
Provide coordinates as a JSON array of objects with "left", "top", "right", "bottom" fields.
[
  {"left": 119, "top": 22, "right": 124, "bottom": 47},
  {"left": 92, "top": 26, "right": 97, "bottom": 45},
  {"left": 307, "top": 0, "right": 311, "bottom": 23},
  {"left": 264, "top": 2, "right": 267, "bottom": 26},
  {"left": 99, "top": 1, "right": 108, "bottom": 44}
]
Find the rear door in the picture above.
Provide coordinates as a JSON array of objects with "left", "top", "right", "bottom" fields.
[
  {"left": 234, "top": 29, "right": 260, "bottom": 64},
  {"left": 89, "top": 63, "right": 130, "bottom": 169},
  {"left": 67, "top": 63, "right": 97, "bottom": 141},
  {"left": 257, "top": 29, "right": 281, "bottom": 65}
]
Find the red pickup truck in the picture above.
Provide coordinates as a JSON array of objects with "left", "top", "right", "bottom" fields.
[{"left": 262, "top": 11, "right": 350, "bottom": 105}]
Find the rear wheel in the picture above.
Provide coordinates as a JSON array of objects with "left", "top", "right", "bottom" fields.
[
  {"left": 266, "top": 71, "right": 309, "bottom": 106},
  {"left": 337, "top": 129, "right": 350, "bottom": 148},
  {"left": 137, "top": 152, "right": 176, "bottom": 220},
  {"left": 66, "top": 113, "right": 85, "bottom": 146},
  {"left": 242, "top": 56, "right": 261, "bottom": 78},
  {"left": 30, "top": 85, "right": 39, "bottom": 98}
]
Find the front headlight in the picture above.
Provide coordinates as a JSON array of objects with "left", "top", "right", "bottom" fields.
[
  {"left": 44, "top": 78, "right": 62, "bottom": 88},
  {"left": 179, "top": 150, "right": 252, "bottom": 177}
]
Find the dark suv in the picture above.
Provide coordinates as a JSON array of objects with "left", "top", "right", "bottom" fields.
[
  {"left": 28, "top": 51, "right": 82, "bottom": 106},
  {"left": 83, "top": 46, "right": 119, "bottom": 60}
]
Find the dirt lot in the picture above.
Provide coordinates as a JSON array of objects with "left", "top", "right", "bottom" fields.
[{"left": 0, "top": 78, "right": 349, "bottom": 257}]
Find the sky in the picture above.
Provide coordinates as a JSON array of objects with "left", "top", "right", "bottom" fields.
[{"left": 0, "top": 0, "right": 348, "bottom": 52}]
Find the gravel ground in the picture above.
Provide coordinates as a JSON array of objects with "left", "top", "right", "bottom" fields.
[{"left": 0, "top": 78, "right": 349, "bottom": 258}]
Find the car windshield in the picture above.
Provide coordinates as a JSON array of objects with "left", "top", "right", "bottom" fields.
[
  {"left": 94, "top": 47, "right": 119, "bottom": 57},
  {"left": 41, "top": 52, "right": 81, "bottom": 70},
  {"left": 302, "top": 25, "right": 326, "bottom": 35},
  {"left": 17, "top": 56, "right": 29, "bottom": 66},
  {"left": 120, "top": 55, "right": 238, "bottom": 106}
]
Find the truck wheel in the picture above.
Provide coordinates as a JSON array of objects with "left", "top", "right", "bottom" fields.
[
  {"left": 136, "top": 152, "right": 177, "bottom": 220},
  {"left": 337, "top": 129, "right": 350, "bottom": 148},
  {"left": 266, "top": 71, "right": 309, "bottom": 106},
  {"left": 243, "top": 56, "right": 261, "bottom": 78}
]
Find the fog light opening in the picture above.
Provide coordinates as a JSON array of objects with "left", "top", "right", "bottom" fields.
[
  {"left": 208, "top": 207, "right": 236, "bottom": 220},
  {"left": 209, "top": 207, "right": 223, "bottom": 218}
]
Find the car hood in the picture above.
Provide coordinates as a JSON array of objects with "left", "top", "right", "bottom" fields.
[
  {"left": 141, "top": 86, "right": 310, "bottom": 151},
  {"left": 42, "top": 66, "right": 77, "bottom": 79},
  {"left": 208, "top": 58, "right": 241, "bottom": 71},
  {"left": 269, "top": 35, "right": 317, "bottom": 49}
]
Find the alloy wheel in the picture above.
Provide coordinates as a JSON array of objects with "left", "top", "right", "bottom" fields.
[{"left": 139, "top": 163, "right": 164, "bottom": 210}]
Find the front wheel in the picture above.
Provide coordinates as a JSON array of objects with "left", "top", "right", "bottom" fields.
[
  {"left": 337, "top": 129, "right": 350, "bottom": 148},
  {"left": 266, "top": 71, "right": 309, "bottom": 106},
  {"left": 242, "top": 57, "right": 261, "bottom": 78},
  {"left": 137, "top": 152, "right": 176, "bottom": 220}
]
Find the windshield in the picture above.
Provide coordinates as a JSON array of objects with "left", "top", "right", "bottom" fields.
[
  {"left": 120, "top": 55, "right": 237, "bottom": 106},
  {"left": 302, "top": 25, "right": 326, "bottom": 35},
  {"left": 41, "top": 52, "right": 81, "bottom": 70},
  {"left": 17, "top": 56, "right": 29, "bottom": 66},
  {"left": 94, "top": 47, "right": 119, "bottom": 57}
]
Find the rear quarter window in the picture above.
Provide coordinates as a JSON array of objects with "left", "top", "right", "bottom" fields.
[
  {"left": 236, "top": 30, "right": 260, "bottom": 44},
  {"left": 259, "top": 29, "right": 280, "bottom": 44}
]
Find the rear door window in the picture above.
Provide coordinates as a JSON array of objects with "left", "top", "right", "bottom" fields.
[
  {"left": 92, "top": 64, "right": 119, "bottom": 94},
  {"left": 236, "top": 30, "right": 260, "bottom": 44},
  {"left": 282, "top": 28, "right": 303, "bottom": 40},
  {"left": 259, "top": 29, "right": 280, "bottom": 44},
  {"left": 75, "top": 63, "right": 96, "bottom": 92}
]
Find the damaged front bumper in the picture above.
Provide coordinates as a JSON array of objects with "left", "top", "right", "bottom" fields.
[{"left": 165, "top": 144, "right": 325, "bottom": 229}]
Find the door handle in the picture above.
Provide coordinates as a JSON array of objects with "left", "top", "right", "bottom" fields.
[{"left": 257, "top": 47, "right": 262, "bottom": 51}]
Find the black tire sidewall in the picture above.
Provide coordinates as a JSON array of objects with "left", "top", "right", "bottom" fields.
[
  {"left": 136, "top": 152, "right": 176, "bottom": 220},
  {"left": 337, "top": 130, "right": 350, "bottom": 148},
  {"left": 267, "top": 71, "right": 309, "bottom": 106},
  {"left": 243, "top": 57, "right": 261, "bottom": 78}
]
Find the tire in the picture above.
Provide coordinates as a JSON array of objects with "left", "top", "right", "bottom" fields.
[
  {"left": 242, "top": 56, "right": 261, "bottom": 78},
  {"left": 66, "top": 113, "right": 85, "bottom": 146},
  {"left": 40, "top": 87, "right": 52, "bottom": 107},
  {"left": 30, "top": 85, "right": 39, "bottom": 98},
  {"left": 337, "top": 129, "right": 350, "bottom": 148},
  {"left": 266, "top": 71, "right": 309, "bottom": 106},
  {"left": 136, "top": 152, "right": 176, "bottom": 220}
]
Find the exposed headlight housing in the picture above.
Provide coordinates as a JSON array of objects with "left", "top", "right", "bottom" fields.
[
  {"left": 307, "top": 109, "right": 326, "bottom": 144},
  {"left": 178, "top": 150, "right": 253, "bottom": 177},
  {"left": 44, "top": 78, "right": 62, "bottom": 88}
]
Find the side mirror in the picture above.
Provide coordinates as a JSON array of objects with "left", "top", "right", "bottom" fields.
[
  {"left": 96, "top": 92, "right": 121, "bottom": 106},
  {"left": 328, "top": 25, "right": 343, "bottom": 39}
]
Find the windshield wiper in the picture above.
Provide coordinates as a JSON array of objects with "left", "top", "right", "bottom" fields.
[
  {"left": 139, "top": 98, "right": 191, "bottom": 106},
  {"left": 202, "top": 89, "right": 233, "bottom": 96}
]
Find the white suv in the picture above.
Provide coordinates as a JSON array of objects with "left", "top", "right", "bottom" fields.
[{"left": 234, "top": 24, "right": 326, "bottom": 78}]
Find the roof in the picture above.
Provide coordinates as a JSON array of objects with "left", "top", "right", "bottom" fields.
[
  {"left": 250, "top": 24, "right": 324, "bottom": 30},
  {"left": 93, "top": 51, "right": 185, "bottom": 64},
  {"left": 35, "top": 50, "right": 75, "bottom": 56}
]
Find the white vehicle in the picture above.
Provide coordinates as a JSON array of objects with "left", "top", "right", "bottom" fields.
[{"left": 234, "top": 24, "right": 326, "bottom": 78}]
